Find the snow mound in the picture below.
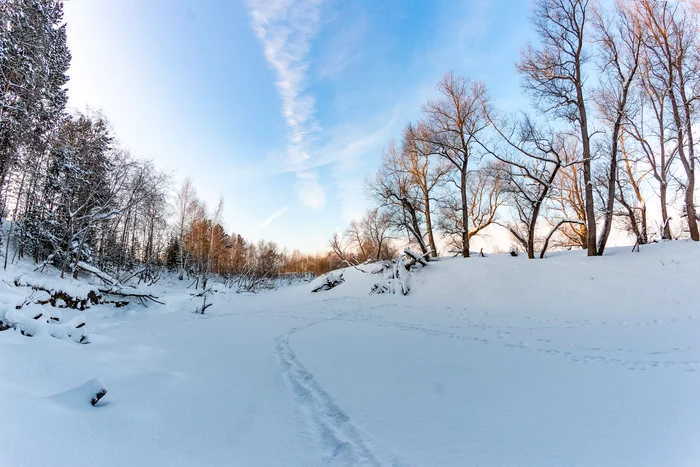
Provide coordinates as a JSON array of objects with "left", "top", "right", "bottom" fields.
[
  {"left": 48, "top": 378, "right": 108, "bottom": 409},
  {"left": 2, "top": 309, "right": 89, "bottom": 343}
]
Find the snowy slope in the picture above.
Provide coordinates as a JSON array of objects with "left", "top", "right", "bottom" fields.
[{"left": 1, "top": 242, "right": 699, "bottom": 467}]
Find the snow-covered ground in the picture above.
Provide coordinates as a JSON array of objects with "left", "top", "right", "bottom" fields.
[{"left": 1, "top": 242, "right": 699, "bottom": 466}]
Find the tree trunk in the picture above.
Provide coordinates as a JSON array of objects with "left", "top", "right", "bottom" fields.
[
  {"left": 577, "top": 93, "right": 598, "bottom": 256},
  {"left": 409, "top": 213, "right": 427, "bottom": 256},
  {"left": 3, "top": 167, "right": 26, "bottom": 270},
  {"left": 460, "top": 166, "right": 469, "bottom": 258},
  {"left": 665, "top": 36, "right": 698, "bottom": 241},
  {"left": 596, "top": 135, "right": 618, "bottom": 256},
  {"left": 423, "top": 191, "right": 437, "bottom": 258},
  {"left": 72, "top": 228, "right": 89, "bottom": 280},
  {"left": 526, "top": 221, "right": 536, "bottom": 260},
  {"left": 402, "top": 200, "right": 427, "bottom": 256},
  {"left": 60, "top": 218, "right": 73, "bottom": 279},
  {"left": 669, "top": 92, "right": 699, "bottom": 241},
  {"left": 684, "top": 176, "right": 698, "bottom": 240},
  {"left": 660, "top": 182, "right": 671, "bottom": 240},
  {"left": 679, "top": 77, "right": 699, "bottom": 241}
]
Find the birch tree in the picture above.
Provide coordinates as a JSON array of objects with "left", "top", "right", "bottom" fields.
[{"left": 174, "top": 178, "right": 198, "bottom": 280}]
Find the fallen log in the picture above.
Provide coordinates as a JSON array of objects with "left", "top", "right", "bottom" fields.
[
  {"left": 92, "top": 388, "right": 108, "bottom": 406},
  {"left": 98, "top": 288, "right": 164, "bottom": 306},
  {"left": 13, "top": 280, "right": 162, "bottom": 310},
  {"left": 76, "top": 262, "right": 118, "bottom": 287},
  {"left": 14, "top": 280, "right": 100, "bottom": 310},
  {"left": 49, "top": 378, "right": 107, "bottom": 407}
]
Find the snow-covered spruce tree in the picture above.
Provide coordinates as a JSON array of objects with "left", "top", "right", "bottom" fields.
[
  {"left": 34, "top": 113, "right": 112, "bottom": 277},
  {"left": 1, "top": 0, "right": 70, "bottom": 263},
  {"left": 0, "top": 0, "right": 70, "bottom": 211}
]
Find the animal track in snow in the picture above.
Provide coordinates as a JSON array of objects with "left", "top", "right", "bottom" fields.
[{"left": 341, "top": 306, "right": 698, "bottom": 373}]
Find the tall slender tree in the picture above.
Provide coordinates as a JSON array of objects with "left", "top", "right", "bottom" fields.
[
  {"left": 633, "top": 0, "right": 699, "bottom": 241},
  {"left": 592, "top": 0, "right": 643, "bottom": 254},
  {"left": 420, "top": 72, "right": 490, "bottom": 258},
  {"left": 518, "top": 0, "right": 598, "bottom": 255}
]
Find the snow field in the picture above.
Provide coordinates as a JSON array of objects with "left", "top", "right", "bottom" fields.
[{"left": 1, "top": 241, "right": 699, "bottom": 466}]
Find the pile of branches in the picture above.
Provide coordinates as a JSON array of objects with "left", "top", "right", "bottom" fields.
[
  {"left": 225, "top": 266, "right": 281, "bottom": 294},
  {"left": 370, "top": 249, "right": 430, "bottom": 296},
  {"left": 311, "top": 271, "right": 345, "bottom": 293},
  {"left": 76, "top": 262, "right": 164, "bottom": 306},
  {"left": 191, "top": 287, "right": 214, "bottom": 314},
  {"left": 12, "top": 263, "right": 163, "bottom": 313},
  {"left": 14, "top": 279, "right": 102, "bottom": 310},
  {"left": 2, "top": 263, "right": 166, "bottom": 344}
]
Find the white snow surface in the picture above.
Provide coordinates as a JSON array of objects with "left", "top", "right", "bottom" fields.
[{"left": 1, "top": 242, "right": 700, "bottom": 466}]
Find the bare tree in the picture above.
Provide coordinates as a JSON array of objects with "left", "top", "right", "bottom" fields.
[
  {"left": 329, "top": 232, "right": 354, "bottom": 266},
  {"left": 633, "top": 0, "right": 699, "bottom": 240},
  {"left": 438, "top": 163, "right": 504, "bottom": 253},
  {"left": 518, "top": 0, "right": 598, "bottom": 255},
  {"left": 592, "top": 0, "right": 643, "bottom": 254},
  {"left": 615, "top": 133, "right": 649, "bottom": 244},
  {"left": 346, "top": 219, "right": 371, "bottom": 262},
  {"left": 367, "top": 128, "right": 448, "bottom": 258},
  {"left": 480, "top": 114, "right": 584, "bottom": 259},
  {"left": 174, "top": 178, "right": 198, "bottom": 280},
  {"left": 403, "top": 123, "right": 449, "bottom": 257},
  {"left": 361, "top": 208, "right": 396, "bottom": 261},
  {"left": 550, "top": 146, "right": 588, "bottom": 249},
  {"left": 420, "top": 72, "right": 490, "bottom": 257},
  {"left": 329, "top": 209, "right": 397, "bottom": 265},
  {"left": 202, "top": 197, "right": 224, "bottom": 289},
  {"left": 367, "top": 140, "right": 428, "bottom": 255},
  {"left": 624, "top": 48, "right": 676, "bottom": 240}
]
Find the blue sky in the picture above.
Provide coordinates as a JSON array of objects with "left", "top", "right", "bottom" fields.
[{"left": 63, "top": 0, "right": 534, "bottom": 253}]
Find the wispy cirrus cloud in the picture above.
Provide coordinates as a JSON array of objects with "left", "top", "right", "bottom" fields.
[
  {"left": 256, "top": 206, "right": 290, "bottom": 230},
  {"left": 245, "top": 0, "right": 325, "bottom": 209}
]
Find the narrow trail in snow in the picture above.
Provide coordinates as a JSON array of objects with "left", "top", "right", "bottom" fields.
[{"left": 274, "top": 320, "right": 406, "bottom": 467}]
